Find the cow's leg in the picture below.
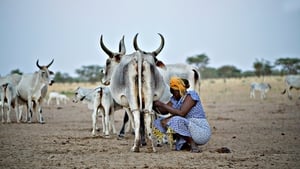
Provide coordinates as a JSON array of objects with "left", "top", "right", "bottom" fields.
[
  {"left": 103, "top": 109, "right": 109, "bottom": 136},
  {"left": 14, "top": 100, "right": 20, "bottom": 123},
  {"left": 109, "top": 107, "right": 117, "bottom": 134},
  {"left": 118, "top": 112, "right": 128, "bottom": 138},
  {"left": 250, "top": 90, "right": 254, "bottom": 99},
  {"left": 26, "top": 99, "right": 32, "bottom": 123},
  {"left": 36, "top": 101, "right": 45, "bottom": 124},
  {"left": 287, "top": 88, "right": 293, "bottom": 100},
  {"left": 131, "top": 109, "right": 141, "bottom": 152},
  {"left": 261, "top": 91, "right": 266, "bottom": 99},
  {"left": 56, "top": 98, "right": 60, "bottom": 105},
  {"left": 1, "top": 102, "right": 4, "bottom": 123},
  {"left": 140, "top": 114, "right": 146, "bottom": 146},
  {"left": 103, "top": 105, "right": 110, "bottom": 136},
  {"left": 92, "top": 108, "right": 98, "bottom": 136},
  {"left": 120, "top": 108, "right": 135, "bottom": 137},
  {"left": 6, "top": 100, "right": 11, "bottom": 123},
  {"left": 47, "top": 97, "right": 51, "bottom": 105},
  {"left": 1, "top": 93, "right": 5, "bottom": 123},
  {"left": 144, "top": 109, "right": 156, "bottom": 153},
  {"left": 18, "top": 105, "right": 24, "bottom": 122}
]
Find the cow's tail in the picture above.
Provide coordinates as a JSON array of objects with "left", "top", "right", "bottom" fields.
[
  {"left": 193, "top": 69, "right": 201, "bottom": 93},
  {"left": 282, "top": 89, "right": 286, "bottom": 94},
  {"left": 138, "top": 53, "right": 143, "bottom": 111}
]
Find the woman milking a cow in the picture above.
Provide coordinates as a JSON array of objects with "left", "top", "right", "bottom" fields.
[{"left": 153, "top": 77, "right": 211, "bottom": 153}]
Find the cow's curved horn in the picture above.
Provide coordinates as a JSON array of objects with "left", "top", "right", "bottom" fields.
[
  {"left": 133, "top": 33, "right": 165, "bottom": 57},
  {"left": 133, "top": 33, "right": 141, "bottom": 51},
  {"left": 36, "top": 59, "right": 42, "bottom": 69},
  {"left": 46, "top": 59, "right": 54, "bottom": 68},
  {"left": 100, "top": 35, "right": 114, "bottom": 58},
  {"left": 151, "top": 33, "right": 165, "bottom": 57},
  {"left": 119, "top": 35, "right": 126, "bottom": 55}
]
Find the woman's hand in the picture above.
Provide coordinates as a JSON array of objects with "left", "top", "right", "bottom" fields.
[{"left": 153, "top": 100, "right": 164, "bottom": 107}]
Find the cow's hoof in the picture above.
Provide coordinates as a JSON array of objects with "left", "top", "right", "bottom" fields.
[
  {"left": 131, "top": 146, "right": 140, "bottom": 152},
  {"left": 104, "top": 135, "right": 111, "bottom": 139},
  {"left": 156, "top": 143, "right": 162, "bottom": 147},
  {"left": 117, "top": 135, "right": 125, "bottom": 140}
]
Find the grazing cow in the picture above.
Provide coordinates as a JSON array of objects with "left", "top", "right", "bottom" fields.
[
  {"left": 282, "top": 75, "right": 300, "bottom": 99},
  {"left": 100, "top": 34, "right": 168, "bottom": 152},
  {"left": 250, "top": 82, "right": 271, "bottom": 99},
  {"left": 72, "top": 86, "right": 117, "bottom": 136},
  {"left": 0, "top": 74, "right": 22, "bottom": 123},
  {"left": 47, "top": 92, "right": 69, "bottom": 105},
  {"left": 16, "top": 59, "right": 54, "bottom": 123}
]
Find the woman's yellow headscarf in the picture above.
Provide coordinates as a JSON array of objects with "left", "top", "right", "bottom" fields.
[{"left": 170, "top": 76, "right": 187, "bottom": 96}]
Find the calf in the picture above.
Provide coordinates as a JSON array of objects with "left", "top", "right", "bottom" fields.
[
  {"left": 73, "top": 86, "right": 116, "bottom": 136},
  {"left": 47, "top": 92, "right": 69, "bottom": 105},
  {"left": 250, "top": 82, "right": 271, "bottom": 99},
  {"left": 0, "top": 74, "right": 22, "bottom": 123},
  {"left": 0, "top": 83, "right": 19, "bottom": 123}
]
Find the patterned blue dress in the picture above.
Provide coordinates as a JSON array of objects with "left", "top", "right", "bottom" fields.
[{"left": 153, "top": 90, "right": 211, "bottom": 150}]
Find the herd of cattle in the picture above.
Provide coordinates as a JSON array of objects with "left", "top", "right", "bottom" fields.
[{"left": 0, "top": 33, "right": 300, "bottom": 152}]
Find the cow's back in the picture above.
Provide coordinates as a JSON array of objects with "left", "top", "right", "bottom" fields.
[{"left": 286, "top": 75, "right": 300, "bottom": 88}]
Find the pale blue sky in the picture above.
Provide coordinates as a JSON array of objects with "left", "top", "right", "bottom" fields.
[{"left": 1, "top": 0, "right": 300, "bottom": 76}]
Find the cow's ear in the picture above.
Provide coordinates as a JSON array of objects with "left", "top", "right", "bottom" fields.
[
  {"left": 49, "top": 71, "right": 54, "bottom": 75},
  {"left": 115, "top": 54, "right": 122, "bottom": 63},
  {"left": 156, "top": 60, "right": 166, "bottom": 69}
]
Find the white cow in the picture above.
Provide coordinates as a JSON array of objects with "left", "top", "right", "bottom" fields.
[
  {"left": 100, "top": 33, "right": 168, "bottom": 152},
  {"left": 0, "top": 74, "right": 22, "bottom": 123},
  {"left": 100, "top": 34, "right": 201, "bottom": 146},
  {"left": 282, "top": 75, "right": 300, "bottom": 99},
  {"left": 250, "top": 82, "right": 271, "bottom": 99},
  {"left": 16, "top": 59, "right": 54, "bottom": 123},
  {"left": 72, "top": 86, "right": 117, "bottom": 136},
  {"left": 47, "top": 92, "right": 69, "bottom": 105}
]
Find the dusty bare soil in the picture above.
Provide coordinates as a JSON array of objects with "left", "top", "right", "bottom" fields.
[{"left": 1, "top": 77, "right": 300, "bottom": 169}]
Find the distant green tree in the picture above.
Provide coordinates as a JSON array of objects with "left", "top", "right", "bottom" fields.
[
  {"left": 253, "top": 59, "right": 273, "bottom": 77},
  {"left": 186, "top": 53, "right": 209, "bottom": 70},
  {"left": 201, "top": 67, "right": 218, "bottom": 79},
  {"left": 54, "top": 72, "right": 74, "bottom": 83},
  {"left": 10, "top": 69, "right": 23, "bottom": 75},
  {"left": 275, "top": 57, "right": 300, "bottom": 74},
  {"left": 242, "top": 71, "right": 255, "bottom": 77},
  {"left": 75, "top": 65, "right": 103, "bottom": 83},
  {"left": 217, "top": 65, "right": 241, "bottom": 78}
]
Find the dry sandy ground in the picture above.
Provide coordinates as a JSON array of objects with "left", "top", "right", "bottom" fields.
[{"left": 0, "top": 78, "right": 300, "bottom": 169}]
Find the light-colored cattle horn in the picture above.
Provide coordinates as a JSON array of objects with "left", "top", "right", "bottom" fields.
[
  {"left": 119, "top": 36, "right": 126, "bottom": 55},
  {"left": 133, "top": 33, "right": 165, "bottom": 57}
]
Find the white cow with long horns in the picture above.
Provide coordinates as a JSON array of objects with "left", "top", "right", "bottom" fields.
[
  {"left": 100, "top": 34, "right": 168, "bottom": 152},
  {"left": 16, "top": 59, "right": 54, "bottom": 123}
]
